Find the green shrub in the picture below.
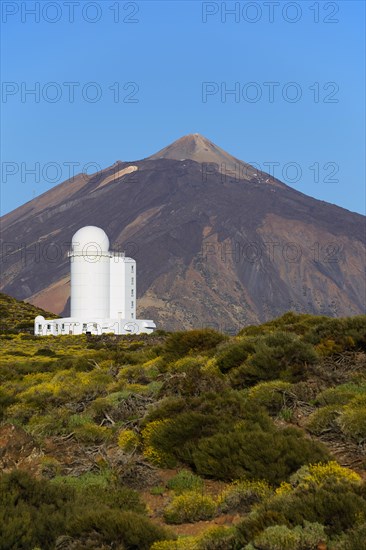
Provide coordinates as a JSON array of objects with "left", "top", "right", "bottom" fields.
[
  {"left": 339, "top": 400, "right": 366, "bottom": 442},
  {"left": 192, "top": 425, "right": 328, "bottom": 484},
  {"left": 145, "top": 390, "right": 260, "bottom": 430},
  {"left": 34, "top": 347, "right": 57, "bottom": 357},
  {"left": 276, "top": 481, "right": 365, "bottom": 536},
  {"left": 198, "top": 526, "right": 237, "bottom": 549},
  {"left": 236, "top": 510, "right": 287, "bottom": 545},
  {"left": 296, "top": 521, "right": 327, "bottom": 549},
  {"left": 237, "top": 469, "right": 366, "bottom": 546},
  {"left": 73, "top": 422, "right": 112, "bottom": 444},
  {"left": 0, "top": 470, "right": 73, "bottom": 550},
  {"left": 218, "top": 479, "right": 272, "bottom": 514},
  {"left": 248, "top": 381, "right": 293, "bottom": 415},
  {"left": 161, "top": 356, "right": 226, "bottom": 397},
  {"left": 250, "top": 522, "right": 326, "bottom": 550},
  {"left": 151, "top": 538, "right": 196, "bottom": 550},
  {"left": 170, "top": 356, "right": 206, "bottom": 373},
  {"left": 92, "top": 486, "right": 147, "bottom": 515},
  {"left": 166, "top": 470, "right": 204, "bottom": 494},
  {"left": 67, "top": 414, "right": 113, "bottom": 444},
  {"left": 251, "top": 524, "right": 301, "bottom": 550},
  {"left": 142, "top": 393, "right": 327, "bottom": 483},
  {"left": 315, "top": 384, "right": 365, "bottom": 406},
  {"left": 144, "top": 395, "right": 187, "bottom": 423},
  {"left": 164, "top": 329, "right": 226, "bottom": 361},
  {"left": 0, "top": 387, "right": 15, "bottom": 420},
  {"left": 51, "top": 471, "right": 112, "bottom": 493},
  {"left": 248, "top": 332, "right": 318, "bottom": 383},
  {"left": 306, "top": 405, "right": 341, "bottom": 435},
  {"left": 142, "top": 391, "right": 266, "bottom": 468},
  {"left": 331, "top": 522, "right": 366, "bottom": 550},
  {"left": 238, "top": 313, "right": 330, "bottom": 339},
  {"left": 69, "top": 509, "right": 171, "bottom": 548},
  {"left": 304, "top": 316, "right": 366, "bottom": 352},
  {"left": 27, "top": 412, "right": 69, "bottom": 437},
  {"left": 142, "top": 412, "right": 217, "bottom": 467},
  {"left": 164, "top": 491, "right": 217, "bottom": 524},
  {"left": 216, "top": 339, "right": 256, "bottom": 373},
  {"left": 118, "top": 363, "right": 151, "bottom": 384}
]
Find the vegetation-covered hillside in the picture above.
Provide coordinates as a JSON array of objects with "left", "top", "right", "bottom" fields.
[
  {"left": 0, "top": 292, "right": 57, "bottom": 334},
  {"left": 1, "top": 308, "right": 366, "bottom": 549}
]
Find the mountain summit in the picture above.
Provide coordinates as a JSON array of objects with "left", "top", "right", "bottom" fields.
[
  {"left": 148, "top": 132, "right": 242, "bottom": 164},
  {"left": 1, "top": 135, "right": 365, "bottom": 331},
  {"left": 148, "top": 133, "right": 217, "bottom": 162},
  {"left": 147, "top": 133, "right": 278, "bottom": 184}
]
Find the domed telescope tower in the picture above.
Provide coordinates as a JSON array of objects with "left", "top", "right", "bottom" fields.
[
  {"left": 70, "top": 226, "right": 111, "bottom": 319},
  {"left": 34, "top": 226, "right": 156, "bottom": 336}
]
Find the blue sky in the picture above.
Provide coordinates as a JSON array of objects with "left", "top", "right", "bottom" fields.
[{"left": 1, "top": 0, "right": 365, "bottom": 215}]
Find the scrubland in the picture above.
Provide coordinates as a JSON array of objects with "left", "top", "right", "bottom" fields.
[{"left": 1, "top": 293, "right": 366, "bottom": 549}]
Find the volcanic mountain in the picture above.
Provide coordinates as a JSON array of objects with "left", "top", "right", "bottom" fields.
[{"left": 1, "top": 134, "right": 365, "bottom": 331}]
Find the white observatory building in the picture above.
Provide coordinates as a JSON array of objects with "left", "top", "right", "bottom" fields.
[{"left": 34, "top": 226, "right": 156, "bottom": 336}]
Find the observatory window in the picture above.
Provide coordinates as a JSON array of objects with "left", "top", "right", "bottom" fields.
[
  {"left": 131, "top": 313, "right": 134, "bottom": 319},
  {"left": 62, "top": 324, "right": 65, "bottom": 330},
  {"left": 82, "top": 323, "right": 87, "bottom": 332},
  {"left": 38, "top": 324, "right": 42, "bottom": 331},
  {"left": 131, "top": 301, "right": 134, "bottom": 308},
  {"left": 47, "top": 324, "right": 51, "bottom": 330},
  {"left": 55, "top": 325, "right": 59, "bottom": 333},
  {"left": 131, "top": 277, "right": 134, "bottom": 284},
  {"left": 131, "top": 289, "right": 134, "bottom": 297},
  {"left": 131, "top": 265, "right": 134, "bottom": 273}
]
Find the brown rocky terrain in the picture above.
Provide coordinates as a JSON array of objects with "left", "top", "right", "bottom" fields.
[{"left": 1, "top": 134, "right": 365, "bottom": 331}]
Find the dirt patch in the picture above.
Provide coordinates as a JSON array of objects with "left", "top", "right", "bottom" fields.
[
  {"left": 0, "top": 423, "right": 44, "bottom": 475},
  {"left": 141, "top": 468, "right": 235, "bottom": 538}
]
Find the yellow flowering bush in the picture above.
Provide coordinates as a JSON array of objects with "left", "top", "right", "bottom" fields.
[
  {"left": 164, "top": 491, "right": 217, "bottom": 524},
  {"left": 16, "top": 368, "right": 112, "bottom": 407},
  {"left": 20, "top": 372, "right": 53, "bottom": 389},
  {"left": 151, "top": 527, "right": 235, "bottom": 550},
  {"left": 117, "top": 429, "right": 140, "bottom": 452},
  {"left": 141, "top": 356, "right": 164, "bottom": 377},
  {"left": 170, "top": 356, "right": 206, "bottom": 373},
  {"left": 290, "top": 461, "right": 361, "bottom": 488},
  {"left": 141, "top": 419, "right": 174, "bottom": 466},
  {"left": 151, "top": 538, "right": 198, "bottom": 550},
  {"left": 316, "top": 338, "right": 345, "bottom": 356},
  {"left": 125, "top": 383, "right": 149, "bottom": 394},
  {"left": 275, "top": 481, "right": 292, "bottom": 496}
]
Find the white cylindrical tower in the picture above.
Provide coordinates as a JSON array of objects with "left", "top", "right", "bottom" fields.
[
  {"left": 69, "top": 226, "right": 111, "bottom": 318},
  {"left": 109, "top": 255, "right": 136, "bottom": 320}
]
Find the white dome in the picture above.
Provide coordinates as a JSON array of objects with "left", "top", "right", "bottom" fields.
[
  {"left": 35, "top": 315, "right": 45, "bottom": 322},
  {"left": 71, "top": 226, "right": 110, "bottom": 254}
]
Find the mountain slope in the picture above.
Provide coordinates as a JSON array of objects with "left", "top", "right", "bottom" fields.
[
  {"left": 1, "top": 134, "right": 365, "bottom": 330},
  {"left": 0, "top": 292, "right": 56, "bottom": 333}
]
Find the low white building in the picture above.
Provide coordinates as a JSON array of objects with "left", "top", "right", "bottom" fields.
[{"left": 34, "top": 226, "right": 156, "bottom": 336}]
